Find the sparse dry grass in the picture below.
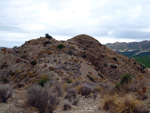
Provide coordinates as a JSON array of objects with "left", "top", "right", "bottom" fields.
[
  {"left": 62, "top": 83, "right": 68, "bottom": 91},
  {"left": 100, "top": 94, "right": 149, "bottom": 113},
  {"left": 25, "top": 71, "right": 35, "bottom": 77},
  {"left": 49, "top": 66, "right": 55, "bottom": 70},
  {"left": 100, "top": 94, "right": 118, "bottom": 113},
  {"left": 75, "top": 84, "right": 82, "bottom": 93},
  {"left": 93, "top": 85, "right": 102, "bottom": 93},
  {"left": 38, "top": 50, "right": 53, "bottom": 56}
]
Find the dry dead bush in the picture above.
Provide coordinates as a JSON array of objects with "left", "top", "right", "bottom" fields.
[
  {"left": 0, "top": 84, "right": 13, "bottom": 103},
  {"left": 119, "top": 74, "right": 148, "bottom": 93},
  {"left": 72, "top": 97, "right": 79, "bottom": 105},
  {"left": 46, "top": 93, "right": 59, "bottom": 113},
  {"left": 65, "top": 88, "right": 77, "bottom": 100},
  {"left": 136, "top": 86, "right": 147, "bottom": 99},
  {"left": 70, "top": 81, "right": 82, "bottom": 88},
  {"left": 100, "top": 94, "right": 149, "bottom": 113},
  {"left": 80, "top": 84, "right": 93, "bottom": 97},
  {"left": 98, "top": 82, "right": 115, "bottom": 96},
  {"left": 27, "top": 85, "right": 49, "bottom": 113},
  {"left": 93, "top": 93, "right": 97, "bottom": 101},
  {"left": 45, "top": 81, "right": 64, "bottom": 97},
  {"left": 118, "top": 96, "right": 149, "bottom": 113},
  {"left": 63, "top": 101, "right": 72, "bottom": 110},
  {"left": 15, "top": 58, "right": 21, "bottom": 63},
  {"left": 93, "top": 85, "right": 102, "bottom": 93},
  {"left": 101, "top": 95, "right": 118, "bottom": 113},
  {"left": 27, "top": 84, "right": 59, "bottom": 113},
  {"left": 65, "top": 88, "right": 79, "bottom": 105},
  {"left": 55, "top": 83, "right": 64, "bottom": 97}
]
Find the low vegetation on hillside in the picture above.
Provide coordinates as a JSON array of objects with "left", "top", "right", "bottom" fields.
[{"left": 0, "top": 34, "right": 149, "bottom": 113}]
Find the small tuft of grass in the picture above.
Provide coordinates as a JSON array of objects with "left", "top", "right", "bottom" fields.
[
  {"left": 38, "top": 76, "right": 49, "bottom": 87},
  {"left": 115, "top": 73, "right": 134, "bottom": 91},
  {"left": 67, "top": 79, "right": 73, "bottom": 83},
  {"left": 100, "top": 94, "right": 149, "bottom": 113},
  {"left": 120, "top": 73, "right": 133, "bottom": 85},
  {"left": 57, "top": 44, "right": 65, "bottom": 49},
  {"left": 2, "top": 78, "right": 9, "bottom": 83}
]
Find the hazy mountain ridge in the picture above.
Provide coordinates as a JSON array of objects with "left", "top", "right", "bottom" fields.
[
  {"left": 106, "top": 40, "right": 150, "bottom": 68},
  {"left": 106, "top": 40, "right": 150, "bottom": 52}
]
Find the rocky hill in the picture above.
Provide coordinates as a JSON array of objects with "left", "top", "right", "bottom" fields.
[
  {"left": 0, "top": 34, "right": 148, "bottom": 86},
  {"left": 0, "top": 34, "right": 150, "bottom": 113},
  {"left": 0, "top": 47, "right": 5, "bottom": 50}
]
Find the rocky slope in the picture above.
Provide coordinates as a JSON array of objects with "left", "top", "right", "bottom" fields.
[
  {"left": 0, "top": 35, "right": 148, "bottom": 87},
  {"left": 0, "top": 34, "right": 149, "bottom": 87},
  {"left": 0, "top": 34, "right": 150, "bottom": 113}
]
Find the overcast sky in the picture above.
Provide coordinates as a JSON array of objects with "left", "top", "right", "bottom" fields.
[{"left": 0, "top": 0, "right": 150, "bottom": 47}]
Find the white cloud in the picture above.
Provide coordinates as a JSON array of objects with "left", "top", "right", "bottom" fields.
[{"left": 0, "top": 0, "right": 150, "bottom": 47}]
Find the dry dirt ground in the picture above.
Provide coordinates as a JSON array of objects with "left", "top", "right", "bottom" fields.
[
  {"left": 0, "top": 87, "right": 150, "bottom": 113},
  {"left": 0, "top": 89, "right": 109, "bottom": 113}
]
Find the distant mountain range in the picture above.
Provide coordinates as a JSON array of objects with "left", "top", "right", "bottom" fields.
[
  {"left": 0, "top": 47, "right": 4, "bottom": 50},
  {"left": 106, "top": 40, "right": 150, "bottom": 52},
  {"left": 105, "top": 40, "right": 150, "bottom": 68}
]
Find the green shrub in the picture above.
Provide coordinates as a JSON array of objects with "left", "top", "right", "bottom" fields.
[
  {"left": 120, "top": 73, "right": 132, "bottom": 85},
  {"left": 82, "top": 54, "right": 86, "bottom": 59},
  {"left": 115, "top": 83, "right": 121, "bottom": 90},
  {"left": 30, "top": 60, "right": 37, "bottom": 66},
  {"left": 45, "top": 33, "right": 52, "bottom": 39},
  {"left": 57, "top": 44, "right": 65, "bottom": 49},
  {"left": 38, "top": 76, "right": 49, "bottom": 87},
  {"left": 2, "top": 78, "right": 9, "bottom": 83},
  {"left": 110, "top": 64, "right": 117, "bottom": 68},
  {"left": 67, "top": 79, "right": 72, "bottom": 83},
  {"left": 104, "top": 63, "right": 108, "bottom": 67},
  {"left": 87, "top": 75, "right": 95, "bottom": 82},
  {"left": 98, "top": 73, "right": 105, "bottom": 79},
  {"left": 113, "top": 57, "right": 118, "bottom": 61},
  {"left": 115, "top": 73, "right": 134, "bottom": 91}
]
